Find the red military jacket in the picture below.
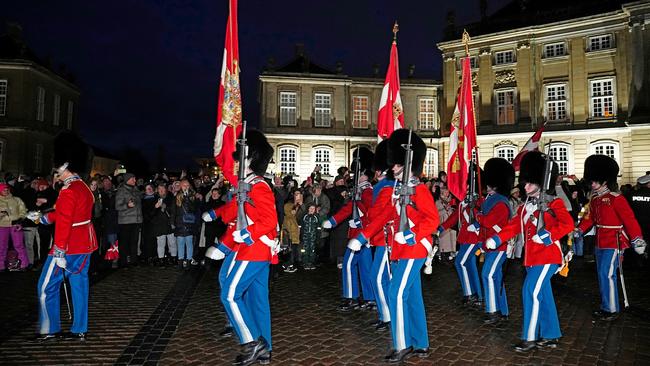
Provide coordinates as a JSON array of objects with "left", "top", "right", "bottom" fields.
[
  {"left": 330, "top": 181, "right": 373, "bottom": 239},
  {"left": 359, "top": 179, "right": 397, "bottom": 250},
  {"left": 578, "top": 191, "right": 643, "bottom": 249},
  {"left": 495, "top": 198, "right": 574, "bottom": 267},
  {"left": 476, "top": 193, "right": 511, "bottom": 252},
  {"left": 235, "top": 175, "right": 278, "bottom": 262},
  {"left": 441, "top": 200, "right": 481, "bottom": 245},
  {"left": 45, "top": 178, "right": 98, "bottom": 255}
]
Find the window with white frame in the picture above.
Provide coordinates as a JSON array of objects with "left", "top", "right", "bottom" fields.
[
  {"left": 0, "top": 80, "right": 7, "bottom": 116},
  {"left": 313, "top": 146, "right": 332, "bottom": 176},
  {"left": 37, "top": 87, "right": 45, "bottom": 121},
  {"left": 67, "top": 100, "right": 74, "bottom": 129},
  {"left": 591, "top": 141, "right": 619, "bottom": 162},
  {"left": 279, "top": 145, "right": 297, "bottom": 176},
  {"left": 590, "top": 78, "right": 616, "bottom": 118},
  {"left": 352, "top": 96, "right": 369, "bottom": 129},
  {"left": 544, "top": 43, "right": 566, "bottom": 58},
  {"left": 35, "top": 143, "right": 43, "bottom": 173},
  {"left": 495, "top": 145, "right": 516, "bottom": 163},
  {"left": 314, "top": 93, "right": 331, "bottom": 127},
  {"left": 588, "top": 34, "right": 613, "bottom": 51},
  {"left": 423, "top": 148, "right": 439, "bottom": 178},
  {"left": 547, "top": 143, "right": 571, "bottom": 175},
  {"left": 495, "top": 89, "right": 515, "bottom": 125},
  {"left": 279, "top": 92, "right": 297, "bottom": 126},
  {"left": 418, "top": 98, "right": 437, "bottom": 131},
  {"left": 53, "top": 94, "right": 61, "bottom": 126},
  {"left": 494, "top": 50, "right": 514, "bottom": 65},
  {"left": 545, "top": 84, "right": 567, "bottom": 121}
]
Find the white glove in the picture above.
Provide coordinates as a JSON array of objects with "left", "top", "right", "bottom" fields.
[
  {"left": 633, "top": 238, "right": 647, "bottom": 255},
  {"left": 322, "top": 220, "right": 333, "bottom": 229},
  {"left": 202, "top": 212, "right": 215, "bottom": 222},
  {"left": 233, "top": 230, "right": 244, "bottom": 243},
  {"left": 205, "top": 246, "right": 225, "bottom": 260},
  {"left": 347, "top": 238, "right": 362, "bottom": 251},
  {"left": 394, "top": 231, "right": 406, "bottom": 244},
  {"left": 54, "top": 257, "right": 67, "bottom": 269},
  {"left": 348, "top": 219, "right": 359, "bottom": 229},
  {"left": 506, "top": 243, "right": 514, "bottom": 258},
  {"left": 423, "top": 263, "right": 433, "bottom": 275},
  {"left": 485, "top": 238, "right": 497, "bottom": 250},
  {"left": 467, "top": 222, "right": 480, "bottom": 233},
  {"left": 26, "top": 211, "right": 42, "bottom": 223}
]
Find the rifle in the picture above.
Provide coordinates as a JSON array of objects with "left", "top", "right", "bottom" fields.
[
  {"left": 397, "top": 130, "right": 414, "bottom": 233},
  {"left": 351, "top": 148, "right": 362, "bottom": 227},
  {"left": 536, "top": 140, "right": 554, "bottom": 232},
  {"left": 236, "top": 120, "right": 252, "bottom": 231},
  {"left": 465, "top": 160, "right": 478, "bottom": 223}
]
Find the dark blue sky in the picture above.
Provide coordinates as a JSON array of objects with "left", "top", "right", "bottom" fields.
[{"left": 4, "top": 0, "right": 509, "bottom": 169}]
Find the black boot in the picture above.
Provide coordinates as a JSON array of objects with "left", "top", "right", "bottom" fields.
[
  {"left": 513, "top": 340, "right": 536, "bottom": 353},
  {"left": 337, "top": 299, "right": 359, "bottom": 312},
  {"left": 63, "top": 332, "right": 87, "bottom": 342},
  {"left": 233, "top": 338, "right": 269, "bottom": 366},
  {"left": 384, "top": 347, "right": 413, "bottom": 363},
  {"left": 375, "top": 321, "right": 390, "bottom": 332},
  {"left": 33, "top": 333, "right": 62, "bottom": 343},
  {"left": 593, "top": 310, "right": 619, "bottom": 321},
  {"left": 536, "top": 338, "right": 559, "bottom": 349},
  {"left": 220, "top": 326, "right": 233, "bottom": 338},
  {"left": 413, "top": 348, "right": 430, "bottom": 358},
  {"left": 483, "top": 312, "right": 501, "bottom": 325}
]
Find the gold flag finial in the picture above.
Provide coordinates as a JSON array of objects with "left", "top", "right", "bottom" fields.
[
  {"left": 462, "top": 29, "right": 471, "bottom": 56},
  {"left": 393, "top": 21, "right": 399, "bottom": 42}
]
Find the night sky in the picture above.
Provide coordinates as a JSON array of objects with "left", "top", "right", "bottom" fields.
[{"left": 4, "top": 0, "right": 510, "bottom": 170}]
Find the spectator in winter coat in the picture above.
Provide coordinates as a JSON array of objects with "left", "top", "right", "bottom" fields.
[
  {"left": 0, "top": 183, "right": 29, "bottom": 271},
  {"left": 436, "top": 185, "right": 457, "bottom": 260},
  {"left": 100, "top": 177, "right": 119, "bottom": 266},
  {"left": 300, "top": 203, "right": 321, "bottom": 269},
  {"left": 115, "top": 173, "right": 143, "bottom": 267},
  {"left": 151, "top": 184, "right": 176, "bottom": 265},
  {"left": 201, "top": 188, "right": 226, "bottom": 261},
  {"left": 170, "top": 179, "right": 199, "bottom": 270},
  {"left": 283, "top": 190, "right": 303, "bottom": 272},
  {"left": 141, "top": 183, "right": 158, "bottom": 264}
]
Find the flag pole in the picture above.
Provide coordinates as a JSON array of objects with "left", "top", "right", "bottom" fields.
[
  {"left": 393, "top": 21, "right": 399, "bottom": 43},
  {"left": 462, "top": 30, "right": 482, "bottom": 195}
]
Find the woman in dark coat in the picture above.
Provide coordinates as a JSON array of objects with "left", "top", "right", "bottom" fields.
[
  {"left": 170, "top": 179, "right": 199, "bottom": 270},
  {"left": 201, "top": 188, "right": 227, "bottom": 261},
  {"left": 141, "top": 183, "right": 158, "bottom": 264}
]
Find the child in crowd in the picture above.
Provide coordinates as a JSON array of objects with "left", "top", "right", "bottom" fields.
[{"left": 300, "top": 203, "right": 320, "bottom": 270}]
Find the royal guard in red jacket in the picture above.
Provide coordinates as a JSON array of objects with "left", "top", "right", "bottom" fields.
[
  {"left": 352, "top": 129, "right": 439, "bottom": 363},
  {"left": 471, "top": 158, "right": 514, "bottom": 324},
  {"left": 486, "top": 151, "right": 574, "bottom": 352},
  {"left": 577, "top": 155, "right": 646, "bottom": 321},
  {"left": 28, "top": 132, "right": 98, "bottom": 342},
  {"left": 220, "top": 129, "right": 277, "bottom": 365},
  {"left": 322, "top": 147, "right": 376, "bottom": 312}
]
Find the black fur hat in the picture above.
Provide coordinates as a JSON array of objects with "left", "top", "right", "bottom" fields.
[
  {"left": 373, "top": 139, "right": 391, "bottom": 174},
  {"left": 53, "top": 131, "right": 90, "bottom": 174},
  {"left": 483, "top": 158, "right": 515, "bottom": 196},
  {"left": 232, "top": 129, "right": 274, "bottom": 176},
  {"left": 351, "top": 146, "right": 374, "bottom": 179},
  {"left": 387, "top": 129, "right": 427, "bottom": 176},
  {"left": 584, "top": 154, "right": 618, "bottom": 187},
  {"left": 518, "top": 151, "right": 558, "bottom": 195}
]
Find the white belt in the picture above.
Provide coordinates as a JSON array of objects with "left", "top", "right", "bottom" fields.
[
  {"left": 596, "top": 225, "right": 623, "bottom": 229},
  {"left": 72, "top": 220, "right": 91, "bottom": 227}
]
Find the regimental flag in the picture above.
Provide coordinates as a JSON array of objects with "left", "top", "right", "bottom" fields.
[
  {"left": 377, "top": 23, "right": 404, "bottom": 140},
  {"left": 213, "top": 0, "right": 242, "bottom": 186},
  {"left": 446, "top": 56, "right": 478, "bottom": 200},
  {"left": 512, "top": 122, "right": 546, "bottom": 171}
]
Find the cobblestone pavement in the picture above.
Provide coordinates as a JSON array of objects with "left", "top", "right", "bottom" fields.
[{"left": 0, "top": 255, "right": 649, "bottom": 365}]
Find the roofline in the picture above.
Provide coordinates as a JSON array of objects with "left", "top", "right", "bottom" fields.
[
  {"left": 259, "top": 74, "right": 441, "bottom": 88},
  {"left": 0, "top": 59, "right": 81, "bottom": 92}
]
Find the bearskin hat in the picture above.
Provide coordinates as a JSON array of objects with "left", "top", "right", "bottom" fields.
[
  {"left": 373, "top": 140, "right": 391, "bottom": 172},
  {"left": 584, "top": 154, "right": 618, "bottom": 187},
  {"left": 232, "top": 129, "right": 274, "bottom": 176},
  {"left": 351, "top": 146, "right": 374, "bottom": 179},
  {"left": 387, "top": 129, "right": 427, "bottom": 176},
  {"left": 483, "top": 158, "right": 515, "bottom": 196},
  {"left": 53, "top": 131, "right": 90, "bottom": 174},
  {"left": 518, "top": 151, "right": 558, "bottom": 195}
]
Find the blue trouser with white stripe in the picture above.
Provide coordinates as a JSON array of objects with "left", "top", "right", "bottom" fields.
[
  {"left": 341, "top": 245, "right": 375, "bottom": 301},
  {"left": 371, "top": 246, "right": 391, "bottom": 322},
  {"left": 218, "top": 251, "right": 237, "bottom": 327},
  {"left": 37, "top": 254, "right": 91, "bottom": 335},
  {"left": 221, "top": 260, "right": 272, "bottom": 349},
  {"left": 455, "top": 243, "right": 482, "bottom": 299},
  {"left": 521, "top": 264, "right": 561, "bottom": 341},
  {"left": 389, "top": 258, "right": 428, "bottom": 351},
  {"left": 481, "top": 251, "right": 508, "bottom": 315},
  {"left": 595, "top": 248, "right": 620, "bottom": 313}
]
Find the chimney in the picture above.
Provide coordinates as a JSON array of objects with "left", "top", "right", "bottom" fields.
[
  {"left": 294, "top": 43, "right": 305, "bottom": 57},
  {"left": 408, "top": 64, "right": 415, "bottom": 78},
  {"left": 335, "top": 61, "right": 343, "bottom": 74}
]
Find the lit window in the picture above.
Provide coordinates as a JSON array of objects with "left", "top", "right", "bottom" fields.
[
  {"left": 495, "top": 145, "right": 516, "bottom": 163},
  {"left": 590, "top": 79, "right": 616, "bottom": 118},
  {"left": 495, "top": 89, "right": 515, "bottom": 125},
  {"left": 279, "top": 146, "right": 298, "bottom": 176},
  {"left": 0, "top": 80, "right": 7, "bottom": 116},
  {"left": 548, "top": 144, "right": 571, "bottom": 175},
  {"left": 35, "top": 143, "right": 43, "bottom": 173},
  {"left": 37, "top": 87, "right": 45, "bottom": 122},
  {"left": 494, "top": 50, "right": 514, "bottom": 65},
  {"left": 545, "top": 84, "right": 567, "bottom": 121},
  {"left": 280, "top": 92, "right": 297, "bottom": 126},
  {"left": 591, "top": 141, "right": 619, "bottom": 162},
  {"left": 67, "top": 101, "right": 74, "bottom": 129},
  {"left": 314, "top": 146, "right": 332, "bottom": 176},
  {"left": 314, "top": 93, "right": 331, "bottom": 127},
  {"left": 589, "top": 34, "right": 613, "bottom": 51},
  {"left": 53, "top": 94, "right": 61, "bottom": 126},
  {"left": 423, "top": 149, "right": 438, "bottom": 178},
  {"left": 544, "top": 43, "right": 566, "bottom": 58},
  {"left": 418, "top": 98, "right": 437, "bottom": 131},
  {"left": 352, "top": 96, "right": 369, "bottom": 129}
]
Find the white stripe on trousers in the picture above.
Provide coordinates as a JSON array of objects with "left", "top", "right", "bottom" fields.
[
  {"left": 39, "top": 259, "right": 56, "bottom": 334},
  {"left": 487, "top": 251, "right": 504, "bottom": 313},
  {"left": 227, "top": 251, "right": 238, "bottom": 277},
  {"left": 396, "top": 259, "right": 414, "bottom": 351},
  {"left": 227, "top": 261, "right": 254, "bottom": 343},
  {"left": 345, "top": 250, "right": 355, "bottom": 298},
  {"left": 527, "top": 264, "right": 550, "bottom": 341},
  {"left": 607, "top": 249, "right": 618, "bottom": 313},
  {"left": 460, "top": 244, "right": 475, "bottom": 296},
  {"left": 376, "top": 249, "right": 390, "bottom": 322}
]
